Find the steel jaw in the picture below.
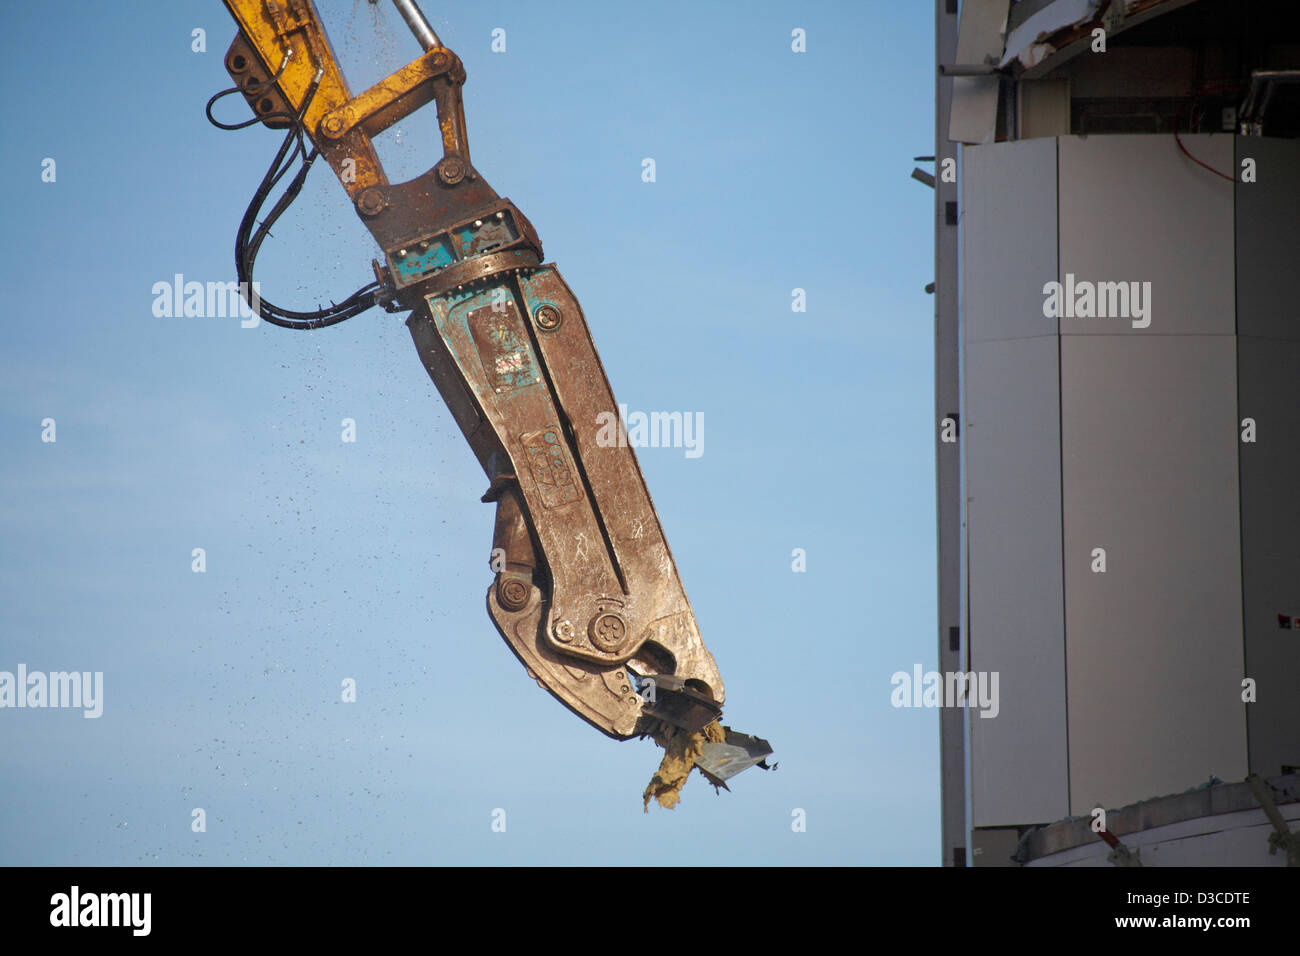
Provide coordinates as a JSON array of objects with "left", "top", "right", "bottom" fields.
[{"left": 407, "top": 264, "right": 726, "bottom": 740}]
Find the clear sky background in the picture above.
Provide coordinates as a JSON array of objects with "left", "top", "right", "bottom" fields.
[{"left": 0, "top": 0, "right": 938, "bottom": 865}]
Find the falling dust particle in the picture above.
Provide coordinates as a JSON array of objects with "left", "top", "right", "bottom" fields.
[{"left": 642, "top": 719, "right": 726, "bottom": 812}]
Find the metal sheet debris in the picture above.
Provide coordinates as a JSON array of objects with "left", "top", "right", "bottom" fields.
[
  {"left": 1002, "top": 0, "right": 1102, "bottom": 69},
  {"left": 696, "top": 731, "right": 776, "bottom": 789}
]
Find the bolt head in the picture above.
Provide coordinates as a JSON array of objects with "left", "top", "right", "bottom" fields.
[
  {"left": 498, "top": 578, "right": 529, "bottom": 611},
  {"left": 356, "top": 188, "right": 386, "bottom": 217},
  {"left": 437, "top": 156, "right": 467, "bottom": 185},
  {"left": 534, "top": 305, "right": 562, "bottom": 331},
  {"left": 588, "top": 612, "right": 628, "bottom": 653}
]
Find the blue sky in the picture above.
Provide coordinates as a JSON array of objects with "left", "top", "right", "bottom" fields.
[{"left": 0, "top": 0, "right": 938, "bottom": 865}]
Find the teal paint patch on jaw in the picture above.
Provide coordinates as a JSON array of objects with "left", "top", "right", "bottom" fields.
[{"left": 391, "top": 238, "right": 455, "bottom": 284}]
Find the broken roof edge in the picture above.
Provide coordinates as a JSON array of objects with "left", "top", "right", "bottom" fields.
[{"left": 1002, "top": 0, "right": 1199, "bottom": 78}]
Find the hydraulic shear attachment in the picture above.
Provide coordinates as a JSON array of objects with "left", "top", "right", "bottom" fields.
[{"left": 213, "top": 0, "right": 772, "bottom": 799}]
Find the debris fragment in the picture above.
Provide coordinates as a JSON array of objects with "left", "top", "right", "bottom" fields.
[
  {"left": 643, "top": 720, "right": 727, "bottom": 811},
  {"left": 696, "top": 730, "right": 777, "bottom": 790}
]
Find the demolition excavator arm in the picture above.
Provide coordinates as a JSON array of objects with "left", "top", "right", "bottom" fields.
[{"left": 210, "top": 0, "right": 771, "bottom": 801}]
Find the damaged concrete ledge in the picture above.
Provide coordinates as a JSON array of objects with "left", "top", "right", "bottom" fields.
[{"left": 1016, "top": 772, "right": 1300, "bottom": 862}]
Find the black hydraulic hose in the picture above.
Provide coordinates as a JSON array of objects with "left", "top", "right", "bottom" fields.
[{"left": 207, "top": 62, "right": 381, "bottom": 329}]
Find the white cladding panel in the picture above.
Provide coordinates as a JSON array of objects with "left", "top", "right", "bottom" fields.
[
  {"left": 1060, "top": 335, "right": 1246, "bottom": 812},
  {"left": 963, "top": 138, "right": 1060, "bottom": 343},
  {"left": 967, "top": 337, "right": 1069, "bottom": 826},
  {"left": 1057, "top": 135, "right": 1235, "bottom": 336},
  {"left": 961, "top": 134, "right": 1257, "bottom": 830}
]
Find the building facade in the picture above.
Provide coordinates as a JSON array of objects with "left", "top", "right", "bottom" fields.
[{"left": 933, "top": 0, "right": 1300, "bottom": 866}]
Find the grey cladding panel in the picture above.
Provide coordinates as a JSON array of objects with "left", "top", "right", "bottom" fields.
[
  {"left": 1236, "top": 137, "right": 1300, "bottom": 342},
  {"left": 1237, "top": 337, "right": 1300, "bottom": 776}
]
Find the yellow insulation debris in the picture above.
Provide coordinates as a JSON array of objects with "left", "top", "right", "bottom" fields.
[{"left": 642, "top": 720, "right": 727, "bottom": 811}]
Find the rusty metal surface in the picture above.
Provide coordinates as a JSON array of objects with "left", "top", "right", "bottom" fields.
[
  {"left": 216, "top": 0, "right": 769, "bottom": 767},
  {"left": 418, "top": 275, "right": 726, "bottom": 736}
]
